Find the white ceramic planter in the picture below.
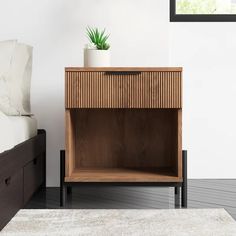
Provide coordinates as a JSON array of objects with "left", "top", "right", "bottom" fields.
[{"left": 84, "top": 49, "right": 110, "bottom": 67}]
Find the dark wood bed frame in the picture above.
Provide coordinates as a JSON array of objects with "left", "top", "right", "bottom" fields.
[{"left": 0, "top": 129, "right": 46, "bottom": 230}]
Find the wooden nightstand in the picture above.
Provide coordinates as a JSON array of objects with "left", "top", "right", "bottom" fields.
[{"left": 60, "top": 67, "right": 187, "bottom": 207}]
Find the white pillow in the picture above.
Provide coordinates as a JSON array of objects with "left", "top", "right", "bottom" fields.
[
  {"left": 8, "top": 43, "right": 33, "bottom": 115},
  {"left": 0, "top": 77, "right": 19, "bottom": 115},
  {"left": 0, "top": 41, "right": 33, "bottom": 115},
  {"left": 0, "top": 40, "right": 17, "bottom": 76},
  {"left": 0, "top": 40, "right": 19, "bottom": 115}
]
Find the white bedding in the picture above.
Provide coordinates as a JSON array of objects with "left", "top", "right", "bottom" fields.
[{"left": 0, "top": 110, "right": 37, "bottom": 153}]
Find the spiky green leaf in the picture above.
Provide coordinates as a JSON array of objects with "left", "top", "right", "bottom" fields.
[{"left": 86, "top": 26, "right": 110, "bottom": 50}]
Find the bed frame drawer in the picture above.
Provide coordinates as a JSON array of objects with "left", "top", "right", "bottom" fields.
[
  {"left": 0, "top": 130, "right": 46, "bottom": 182},
  {"left": 0, "top": 169, "right": 23, "bottom": 230},
  {"left": 23, "top": 155, "right": 44, "bottom": 204}
]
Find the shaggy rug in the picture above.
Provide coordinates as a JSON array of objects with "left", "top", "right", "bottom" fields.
[{"left": 1, "top": 209, "right": 236, "bottom": 236}]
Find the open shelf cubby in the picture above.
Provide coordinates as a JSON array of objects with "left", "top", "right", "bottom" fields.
[{"left": 65, "top": 109, "right": 182, "bottom": 182}]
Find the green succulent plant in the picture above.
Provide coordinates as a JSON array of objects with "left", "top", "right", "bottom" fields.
[{"left": 86, "top": 27, "right": 110, "bottom": 50}]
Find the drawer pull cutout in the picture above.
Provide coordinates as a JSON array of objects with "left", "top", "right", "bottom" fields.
[
  {"left": 104, "top": 71, "right": 141, "bottom": 76},
  {"left": 33, "top": 158, "right": 38, "bottom": 165},
  {"left": 5, "top": 177, "right": 11, "bottom": 186}
]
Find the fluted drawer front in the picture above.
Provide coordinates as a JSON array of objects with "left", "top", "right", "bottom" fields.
[
  {"left": 65, "top": 71, "right": 182, "bottom": 108},
  {"left": 127, "top": 72, "right": 182, "bottom": 108},
  {"left": 66, "top": 72, "right": 127, "bottom": 108}
]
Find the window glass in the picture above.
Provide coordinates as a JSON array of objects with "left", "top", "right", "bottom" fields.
[{"left": 176, "top": 0, "right": 236, "bottom": 15}]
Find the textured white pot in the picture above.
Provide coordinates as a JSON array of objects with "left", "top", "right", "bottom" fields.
[{"left": 84, "top": 49, "right": 110, "bottom": 67}]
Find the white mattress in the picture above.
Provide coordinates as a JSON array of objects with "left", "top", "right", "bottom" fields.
[{"left": 0, "top": 110, "right": 37, "bottom": 153}]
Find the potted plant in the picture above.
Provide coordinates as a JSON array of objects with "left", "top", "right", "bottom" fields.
[{"left": 84, "top": 27, "right": 111, "bottom": 67}]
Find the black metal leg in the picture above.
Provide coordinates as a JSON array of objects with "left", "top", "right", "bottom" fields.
[
  {"left": 175, "top": 186, "right": 180, "bottom": 208},
  {"left": 67, "top": 186, "right": 72, "bottom": 195},
  {"left": 181, "top": 150, "right": 187, "bottom": 208},
  {"left": 60, "top": 185, "right": 66, "bottom": 207},
  {"left": 43, "top": 151, "right": 46, "bottom": 188},
  {"left": 60, "top": 150, "right": 66, "bottom": 207}
]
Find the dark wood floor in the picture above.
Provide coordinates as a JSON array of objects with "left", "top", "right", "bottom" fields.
[{"left": 25, "top": 180, "right": 236, "bottom": 220}]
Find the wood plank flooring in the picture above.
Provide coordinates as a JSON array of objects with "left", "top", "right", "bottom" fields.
[{"left": 25, "top": 180, "right": 236, "bottom": 220}]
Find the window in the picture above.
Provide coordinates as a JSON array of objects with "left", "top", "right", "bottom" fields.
[{"left": 170, "top": 0, "right": 236, "bottom": 22}]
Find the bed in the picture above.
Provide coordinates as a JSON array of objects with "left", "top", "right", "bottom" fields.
[
  {"left": 0, "top": 40, "right": 46, "bottom": 230},
  {"left": 0, "top": 111, "right": 46, "bottom": 230},
  {"left": 0, "top": 111, "right": 38, "bottom": 153}
]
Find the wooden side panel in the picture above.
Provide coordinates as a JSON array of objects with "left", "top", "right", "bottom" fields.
[
  {"left": 177, "top": 109, "right": 182, "bottom": 178},
  {"left": 65, "top": 71, "right": 182, "bottom": 108},
  {"left": 65, "top": 110, "right": 76, "bottom": 176}
]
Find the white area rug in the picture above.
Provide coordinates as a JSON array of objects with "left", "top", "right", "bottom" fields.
[{"left": 1, "top": 209, "right": 236, "bottom": 236}]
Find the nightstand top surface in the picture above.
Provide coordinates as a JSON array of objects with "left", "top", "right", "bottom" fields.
[{"left": 65, "top": 67, "right": 183, "bottom": 72}]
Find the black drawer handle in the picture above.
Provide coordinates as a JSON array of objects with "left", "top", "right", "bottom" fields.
[
  {"left": 5, "top": 177, "right": 11, "bottom": 186},
  {"left": 104, "top": 71, "right": 141, "bottom": 76},
  {"left": 33, "top": 158, "right": 38, "bottom": 165}
]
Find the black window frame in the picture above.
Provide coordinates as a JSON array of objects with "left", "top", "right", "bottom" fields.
[{"left": 170, "top": 0, "right": 236, "bottom": 22}]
